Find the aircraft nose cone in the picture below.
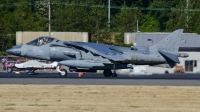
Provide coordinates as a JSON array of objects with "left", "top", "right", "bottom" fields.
[
  {"left": 6, "top": 49, "right": 12, "bottom": 54},
  {"left": 6, "top": 45, "right": 22, "bottom": 56}
]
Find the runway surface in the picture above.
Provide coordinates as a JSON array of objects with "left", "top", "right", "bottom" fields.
[{"left": 0, "top": 72, "right": 200, "bottom": 86}]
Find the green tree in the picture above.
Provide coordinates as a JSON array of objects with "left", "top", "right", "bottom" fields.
[
  {"left": 186, "top": 0, "right": 200, "bottom": 33},
  {"left": 166, "top": 0, "right": 200, "bottom": 33},
  {"left": 165, "top": 1, "right": 187, "bottom": 32},
  {"left": 140, "top": 14, "right": 159, "bottom": 32},
  {"left": 149, "top": 0, "right": 180, "bottom": 31}
]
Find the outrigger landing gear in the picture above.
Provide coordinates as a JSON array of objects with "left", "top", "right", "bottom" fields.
[{"left": 56, "top": 66, "right": 67, "bottom": 77}]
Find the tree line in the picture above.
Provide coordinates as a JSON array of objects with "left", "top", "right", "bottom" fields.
[{"left": 0, "top": 0, "right": 200, "bottom": 55}]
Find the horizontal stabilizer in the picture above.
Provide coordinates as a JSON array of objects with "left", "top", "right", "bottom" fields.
[{"left": 158, "top": 50, "right": 180, "bottom": 64}]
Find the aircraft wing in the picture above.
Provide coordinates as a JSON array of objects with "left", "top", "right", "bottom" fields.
[{"left": 64, "top": 42, "right": 126, "bottom": 61}]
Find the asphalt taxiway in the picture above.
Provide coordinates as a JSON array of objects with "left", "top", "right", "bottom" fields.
[{"left": 0, "top": 72, "right": 199, "bottom": 86}]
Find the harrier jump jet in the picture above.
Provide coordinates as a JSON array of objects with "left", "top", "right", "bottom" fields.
[{"left": 6, "top": 29, "right": 184, "bottom": 77}]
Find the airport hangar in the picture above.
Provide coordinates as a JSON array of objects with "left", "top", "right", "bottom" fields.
[
  {"left": 125, "top": 32, "right": 200, "bottom": 74},
  {"left": 16, "top": 31, "right": 200, "bottom": 74}
]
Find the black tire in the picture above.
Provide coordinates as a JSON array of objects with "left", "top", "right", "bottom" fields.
[
  {"left": 103, "top": 70, "right": 112, "bottom": 77},
  {"left": 7, "top": 67, "right": 13, "bottom": 73},
  {"left": 59, "top": 69, "right": 67, "bottom": 77}
]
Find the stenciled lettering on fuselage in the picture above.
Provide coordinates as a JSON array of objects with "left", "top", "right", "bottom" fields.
[
  {"left": 87, "top": 58, "right": 111, "bottom": 63},
  {"left": 157, "top": 46, "right": 174, "bottom": 52}
]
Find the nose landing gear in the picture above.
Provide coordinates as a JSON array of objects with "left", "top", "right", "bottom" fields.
[{"left": 56, "top": 66, "right": 67, "bottom": 77}]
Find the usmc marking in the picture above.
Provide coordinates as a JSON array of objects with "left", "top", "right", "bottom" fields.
[{"left": 13, "top": 49, "right": 21, "bottom": 53}]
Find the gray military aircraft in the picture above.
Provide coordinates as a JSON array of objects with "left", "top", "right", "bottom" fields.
[{"left": 6, "top": 29, "right": 184, "bottom": 77}]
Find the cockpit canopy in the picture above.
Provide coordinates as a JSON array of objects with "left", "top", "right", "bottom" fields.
[{"left": 27, "top": 36, "right": 54, "bottom": 46}]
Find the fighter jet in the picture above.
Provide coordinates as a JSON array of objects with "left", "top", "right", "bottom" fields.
[{"left": 6, "top": 29, "right": 184, "bottom": 77}]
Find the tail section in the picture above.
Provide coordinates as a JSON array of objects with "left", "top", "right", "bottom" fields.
[
  {"left": 149, "top": 29, "right": 183, "bottom": 65},
  {"left": 149, "top": 29, "right": 183, "bottom": 54}
]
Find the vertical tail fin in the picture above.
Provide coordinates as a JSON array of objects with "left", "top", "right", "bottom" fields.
[
  {"left": 149, "top": 29, "right": 183, "bottom": 65},
  {"left": 149, "top": 29, "right": 183, "bottom": 54}
]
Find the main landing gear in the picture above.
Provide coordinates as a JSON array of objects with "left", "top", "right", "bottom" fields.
[
  {"left": 103, "top": 63, "right": 118, "bottom": 77},
  {"left": 103, "top": 70, "right": 117, "bottom": 77}
]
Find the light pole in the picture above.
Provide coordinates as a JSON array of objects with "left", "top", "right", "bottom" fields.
[
  {"left": 108, "top": 0, "right": 110, "bottom": 29},
  {"left": 48, "top": 1, "right": 51, "bottom": 36},
  {"left": 186, "top": 0, "right": 189, "bottom": 28},
  {"left": 137, "top": 20, "right": 138, "bottom": 33}
]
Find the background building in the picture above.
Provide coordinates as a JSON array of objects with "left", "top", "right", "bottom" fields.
[
  {"left": 133, "top": 33, "right": 200, "bottom": 74},
  {"left": 16, "top": 31, "right": 91, "bottom": 45}
]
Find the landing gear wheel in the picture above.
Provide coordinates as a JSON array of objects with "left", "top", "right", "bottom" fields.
[
  {"left": 7, "top": 67, "right": 13, "bottom": 73},
  {"left": 25, "top": 69, "right": 30, "bottom": 73},
  {"left": 59, "top": 69, "right": 67, "bottom": 77},
  {"left": 28, "top": 70, "right": 35, "bottom": 75},
  {"left": 112, "top": 73, "right": 117, "bottom": 77},
  {"left": 103, "top": 70, "right": 112, "bottom": 77}
]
